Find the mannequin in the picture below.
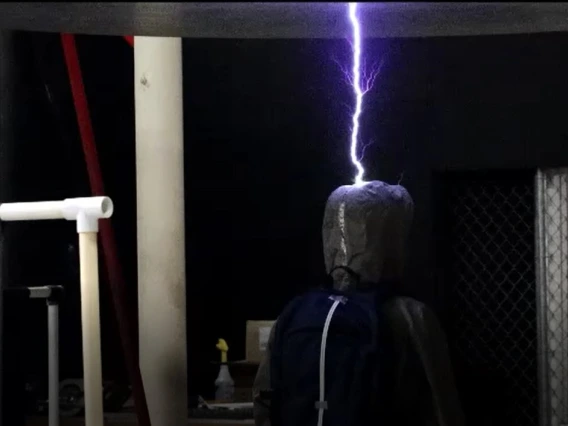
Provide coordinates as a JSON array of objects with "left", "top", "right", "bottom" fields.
[{"left": 253, "top": 181, "right": 464, "bottom": 426}]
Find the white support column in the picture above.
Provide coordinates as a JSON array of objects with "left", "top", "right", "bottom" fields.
[{"left": 134, "top": 36, "right": 187, "bottom": 426}]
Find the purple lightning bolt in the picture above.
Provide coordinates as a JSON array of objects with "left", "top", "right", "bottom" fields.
[{"left": 347, "top": 2, "right": 377, "bottom": 186}]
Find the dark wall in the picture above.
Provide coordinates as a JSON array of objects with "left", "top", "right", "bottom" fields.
[{"left": 9, "top": 31, "right": 568, "bottom": 397}]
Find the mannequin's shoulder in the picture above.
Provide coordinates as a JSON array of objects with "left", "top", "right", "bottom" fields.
[
  {"left": 383, "top": 296, "right": 441, "bottom": 323},
  {"left": 384, "top": 295, "right": 427, "bottom": 311}
]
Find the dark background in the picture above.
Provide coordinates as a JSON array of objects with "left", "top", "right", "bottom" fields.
[{"left": 5, "top": 31, "right": 568, "bottom": 414}]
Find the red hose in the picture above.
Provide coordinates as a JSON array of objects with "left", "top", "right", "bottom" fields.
[
  {"left": 123, "top": 36, "right": 134, "bottom": 47},
  {"left": 60, "top": 33, "right": 151, "bottom": 426}
]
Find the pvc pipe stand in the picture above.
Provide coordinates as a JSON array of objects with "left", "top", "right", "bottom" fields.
[
  {"left": 79, "top": 232, "right": 103, "bottom": 426},
  {"left": 0, "top": 196, "right": 112, "bottom": 426}
]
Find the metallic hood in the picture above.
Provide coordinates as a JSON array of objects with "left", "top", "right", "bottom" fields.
[{"left": 322, "top": 181, "right": 414, "bottom": 290}]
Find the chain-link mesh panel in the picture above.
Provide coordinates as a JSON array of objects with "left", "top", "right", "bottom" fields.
[
  {"left": 536, "top": 169, "right": 568, "bottom": 426},
  {"left": 445, "top": 172, "right": 536, "bottom": 426}
]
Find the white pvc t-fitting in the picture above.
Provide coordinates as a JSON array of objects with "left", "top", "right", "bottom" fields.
[
  {"left": 0, "top": 196, "right": 114, "bottom": 233},
  {"left": 61, "top": 197, "right": 114, "bottom": 233}
]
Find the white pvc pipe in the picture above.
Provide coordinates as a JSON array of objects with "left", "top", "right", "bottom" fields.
[
  {"left": 79, "top": 232, "right": 104, "bottom": 426},
  {"left": 0, "top": 196, "right": 113, "bottom": 232},
  {"left": 135, "top": 36, "right": 188, "bottom": 426}
]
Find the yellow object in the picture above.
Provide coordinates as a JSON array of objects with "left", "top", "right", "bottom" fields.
[
  {"left": 214, "top": 339, "right": 235, "bottom": 401},
  {"left": 216, "top": 338, "right": 229, "bottom": 363}
]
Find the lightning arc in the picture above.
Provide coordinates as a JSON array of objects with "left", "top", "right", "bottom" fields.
[{"left": 347, "top": 2, "right": 376, "bottom": 186}]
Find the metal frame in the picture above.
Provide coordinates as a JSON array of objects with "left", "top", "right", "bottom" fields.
[
  {"left": 535, "top": 170, "right": 549, "bottom": 426},
  {"left": 535, "top": 169, "right": 568, "bottom": 426},
  {"left": 4, "top": 286, "right": 64, "bottom": 426},
  {"left": 0, "top": 3, "right": 567, "bottom": 39},
  {"left": 30, "top": 286, "right": 63, "bottom": 426}
]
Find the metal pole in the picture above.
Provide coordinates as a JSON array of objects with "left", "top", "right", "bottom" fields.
[
  {"left": 535, "top": 169, "right": 549, "bottom": 426},
  {"left": 47, "top": 301, "right": 59, "bottom": 426}
]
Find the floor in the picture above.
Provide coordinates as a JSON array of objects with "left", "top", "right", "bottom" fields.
[{"left": 26, "top": 416, "right": 254, "bottom": 426}]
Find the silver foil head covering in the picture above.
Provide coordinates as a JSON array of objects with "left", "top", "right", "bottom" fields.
[{"left": 322, "top": 181, "right": 414, "bottom": 290}]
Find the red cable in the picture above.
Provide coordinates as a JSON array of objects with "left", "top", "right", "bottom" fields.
[
  {"left": 60, "top": 33, "right": 151, "bottom": 426},
  {"left": 123, "top": 36, "right": 134, "bottom": 47}
]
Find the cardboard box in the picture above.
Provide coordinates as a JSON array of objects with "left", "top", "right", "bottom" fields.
[
  {"left": 233, "top": 386, "right": 253, "bottom": 402},
  {"left": 230, "top": 361, "right": 260, "bottom": 402},
  {"left": 245, "top": 320, "right": 275, "bottom": 363}
]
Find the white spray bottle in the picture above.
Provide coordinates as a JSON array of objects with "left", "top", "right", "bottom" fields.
[{"left": 215, "top": 338, "right": 235, "bottom": 402}]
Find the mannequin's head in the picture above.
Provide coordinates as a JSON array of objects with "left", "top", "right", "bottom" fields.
[{"left": 322, "top": 181, "right": 414, "bottom": 291}]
